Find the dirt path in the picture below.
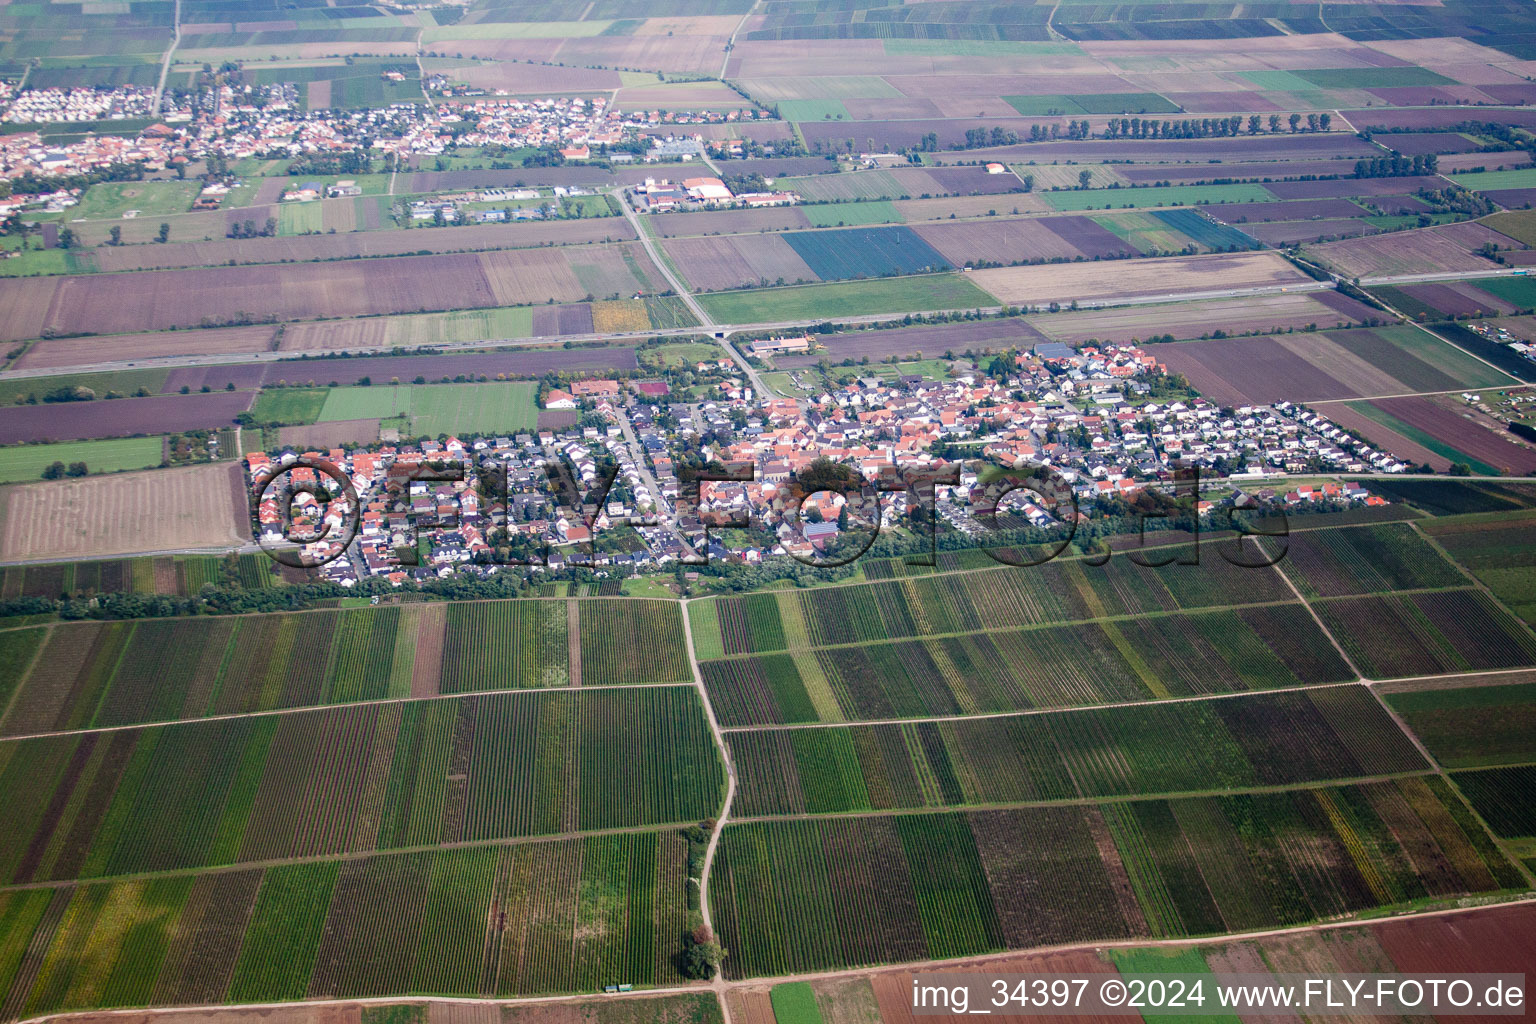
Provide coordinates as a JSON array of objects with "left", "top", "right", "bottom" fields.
[
  {"left": 680, "top": 598, "right": 737, "bottom": 1021},
  {"left": 566, "top": 600, "right": 581, "bottom": 687},
  {"left": 153, "top": 0, "right": 181, "bottom": 112}
]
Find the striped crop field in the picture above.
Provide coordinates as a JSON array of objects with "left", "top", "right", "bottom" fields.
[
  {"left": 440, "top": 600, "right": 571, "bottom": 692},
  {"left": 0, "top": 689, "right": 723, "bottom": 885},
  {"left": 726, "top": 686, "right": 1426, "bottom": 816},
  {"left": 577, "top": 599, "right": 692, "bottom": 685},
  {"left": 699, "top": 604, "right": 1351, "bottom": 727},
  {"left": 0, "top": 831, "right": 694, "bottom": 1016},
  {"left": 690, "top": 550, "right": 1297, "bottom": 658},
  {"left": 1315, "top": 589, "right": 1536, "bottom": 679},
  {"left": 709, "top": 777, "right": 1524, "bottom": 979},
  {"left": 1280, "top": 522, "right": 1467, "bottom": 598},
  {"left": 1384, "top": 680, "right": 1536, "bottom": 768},
  {"left": 0, "top": 553, "right": 277, "bottom": 602},
  {"left": 0, "top": 597, "right": 698, "bottom": 735}
]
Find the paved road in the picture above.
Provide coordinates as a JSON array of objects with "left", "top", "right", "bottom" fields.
[
  {"left": 615, "top": 406, "right": 694, "bottom": 553},
  {"left": 614, "top": 189, "right": 775, "bottom": 399},
  {"left": 1358, "top": 267, "right": 1529, "bottom": 286}
]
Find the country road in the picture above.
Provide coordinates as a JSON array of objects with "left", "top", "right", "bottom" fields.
[
  {"left": 152, "top": 0, "right": 181, "bottom": 111},
  {"left": 614, "top": 187, "right": 773, "bottom": 399}
]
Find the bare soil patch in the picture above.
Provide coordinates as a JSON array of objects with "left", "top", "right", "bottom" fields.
[
  {"left": 1, "top": 463, "right": 247, "bottom": 561},
  {"left": 970, "top": 251, "right": 1308, "bottom": 306}
]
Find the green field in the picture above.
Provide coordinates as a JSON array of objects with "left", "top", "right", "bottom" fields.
[
  {"left": 1345, "top": 325, "right": 1515, "bottom": 389},
  {"left": 1043, "top": 182, "right": 1275, "bottom": 212},
  {"left": 776, "top": 99, "right": 852, "bottom": 121},
  {"left": 0, "top": 368, "right": 170, "bottom": 407},
  {"left": 0, "top": 436, "right": 163, "bottom": 482},
  {"left": 1468, "top": 275, "right": 1536, "bottom": 309},
  {"left": 1453, "top": 168, "right": 1536, "bottom": 191},
  {"left": 1296, "top": 66, "right": 1455, "bottom": 88},
  {"left": 313, "top": 381, "right": 538, "bottom": 436},
  {"left": 698, "top": 274, "right": 993, "bottom": 323},
  {"left": 277, "top": 201, "right": 325, "bottom": 235},
  {"left": 250, "top": 388, "right": 329, "bottom": 425},
  {"left": 803, "top": 201, "right": 903, "bottom": 227},
  {"left": 770, "top": 982, "right": 825, "bottom": 1024},
  {"left": 72, "top": 181, "right": 202, "bottom": 221}
]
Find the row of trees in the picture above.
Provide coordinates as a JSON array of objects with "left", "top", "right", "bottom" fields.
[{"left": 1355, "top": 152, "right": 1438, "bottom": 178}]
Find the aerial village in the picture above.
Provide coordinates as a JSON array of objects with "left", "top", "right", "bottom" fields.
[
  {"left": 0, "top": 80, "right": 795, "bottom": 218},
  {"left": 249, "top": 340, "right": 1394, "bottom": 586}
]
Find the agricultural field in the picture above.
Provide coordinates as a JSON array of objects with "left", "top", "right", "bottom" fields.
[
  {"left": 1422, "top": 512, "right": 1536, "bottom": 624},
  {"left": 726, "top": 686, "right": 1426, "bottom": 816},
  {"left": 14, "top": 6, "right": 1536, "bottom": 1017},
  {"left": 691, "top": 549, "right": 1364, "bottom": 726},
  {"left": 0, "top": 463, "right": 247, "bottom": 562},
  {"left": 0, "top": 686, "right": 722, "bottom": 883},
  {"left": 914, "top": 215, "right": 1139, "bottom": 265},
  {"left": 775, "top": 318, "right": 1046, "bottom": 368},
  {"left": 0, "top": 830, "right": 698, "bottom": 1016},
  {"left": 0, "top": 244, "right": 664, "bottom": 341},
  {"left": 693, "top": 551, "right": 1300, "bottom": 657},
  {"left": 1151, "top": 325, "right": 1512, "bottom": 406},
  {"left": 0, "top": 552, "right": 276, "bottom": 602},
  {"left": 800, "top": 901, "right": 1536, "bottom": 1024},
  {"left": 781, "top": 227, "right": 952, "bottom": 281},
  {"left": 968, "top": 251, "right": 1311, "bottom": 307},
  {"left": 1040, "top": 182, "right": 1274, "bottom": 213},
  {"left": 72, "top": 218, "right": 642, "bottom": 276},
  {"left": 311, "top": 382, "right": 540, "bottom": 436},
  {"left": 662, "top": 235, "right": 820, "bottom": 292},
  {"left": 0, "top": 597, "right": 694, "bottom": 732},
  {"left": 1341, "top": 395, "right": 1536, "bottom": 476},
  {"left": 803, "top": 201, "right": 902, "bottom": 227},
  {"left": 1315, "top": 589, "right": 1536, "bottom": 679},
  {"left": 1026, "top": 290, "right": 1377, "bottom": 346},
  {"left": 711, "top": 777, "right": 1522, "bottom": 978},
  {"left": 1385, "top": 680, "right": 1536, "bottom": 768},
  {"left": 1306, "top": 222, "right": 1521, "bottom": 280},
  {"left": 1278, "top": 522, "right": 1467, "bottom": 597},
  {"left": 0, "top": 436, "right": 164, "bottom": 483},
  {"left": 697, "top": 275, "right": 994, "bottom": 323},
  {"left": 700, "top": 604, "right": 1351, "bottom": 727}
]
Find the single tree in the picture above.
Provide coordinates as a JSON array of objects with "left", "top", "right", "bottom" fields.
[{"left": 157, "top": 222, "right": 171, "bottom": 243}]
